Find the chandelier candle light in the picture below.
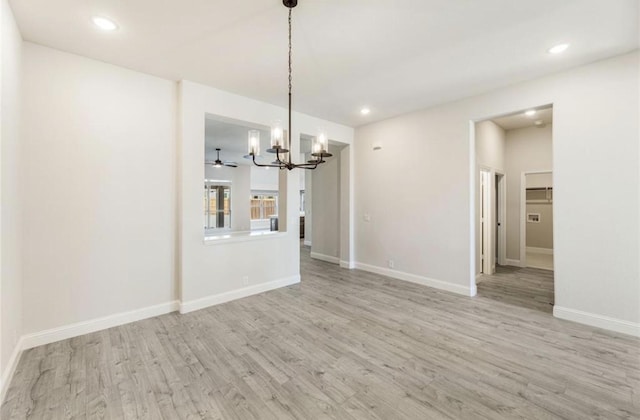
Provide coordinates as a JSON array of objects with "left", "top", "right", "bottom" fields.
[{"left": 247, "top": 0, "right": 332, "bottom": 170}]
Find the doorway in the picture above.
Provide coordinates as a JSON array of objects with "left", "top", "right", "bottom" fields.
[
  {"left": 473, "top": 105, "right": 554, "bottom": 313},
  {"left": 299, "top": 135, "right": 353, "bottom": 268}
]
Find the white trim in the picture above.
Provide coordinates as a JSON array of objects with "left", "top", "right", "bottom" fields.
[
  {"left": 21, "top": 301, "right": 180, "bottom": 350},
  {"left": 526, "top": 246, "right": 553, "bottom": 255},
  {"left": 480, "top": 169, "right": 492, "bottom": 275},
  {"left": 179, "top": 275, "right": 300, "bottom": 314},
  {"left": 496, "top": 171, "right": 507, "bottom": 266},
  {"left": 0, "top": 336, "right": 25, "bottom": 403},
  {"left": 469, "top": 282, "right": 477, "bottom": 297},
  {"left": 340, "top": 260, "right": 355, "bottom": 269},
  {"left": 469, "top": 121, "right": 477, "bottom": 298},
  {"left": 310, "top": 252, "right": 340, "bottom": 265},
  {"left": 203, "top": 230, "right": 286, "bottom": 245},
  {"left": 355, "top": 262, "right": 475, "bottom": 296},
  {"left": 303, "top": 240, "right": 311, "bottom": 247},
  {"left": 554, "top": 306, "right": 640, "bottom": 337},
  {"left": 506, "top": 258, "right": 523, "bottom": 267}
]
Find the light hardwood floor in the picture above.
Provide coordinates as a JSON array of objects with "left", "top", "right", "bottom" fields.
[
  {"left": 477, "top": 265, "right": 554, "bottom": 313},
  {"left": 526, "top": 251, "right": 554, "bottom": 271},
  {"left": 2, "top": 247, "right": 639, "bottom": 419}
]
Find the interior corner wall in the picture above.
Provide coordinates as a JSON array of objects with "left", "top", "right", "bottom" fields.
[
  {"left": 1, "top": 0, "right": 23, "bottom": 386},
  {"left": 311, "top": 144, "right": 341, "bottom": 261},
  {"left": 355, "top": 51, "right": 639, "bottom": 329},
  {"left": 20, "top": 43, "right": 178, "bottom": 335},
  {"left": 504, "top": 124, "right": 553, "bottom": 260}
]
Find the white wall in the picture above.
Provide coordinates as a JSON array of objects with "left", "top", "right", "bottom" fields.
[
  {"left": 311, "top": 144, "right": 342, "bottom": 261},
  {"left": 505, "top": 125, "right": 553, "bottom": 260},
  {"left": 304, "top": 163, "right": 312, "bottom": 245},
  {"left": 178, "top": 80, "right": 354, "bottom": 310},
  {"left": 527, "top": 172, "right": 552, "bottom": 188},
  {"left": 0, "top": 0, "right": 22, "bottom": 391},
  {"left": 476, "top": 120, "right": 505, "bottom": 170},
  {"left": 355, "top": 51, "right": 639, "bottom": 334},
  {"left": 21, "top": 43, "right": 178, "bottom": 334},
  {"left": 250, "top": 165, "right": 278, "bottom": 191}
]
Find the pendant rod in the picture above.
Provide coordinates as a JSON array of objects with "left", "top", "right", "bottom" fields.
[
  {"left": 288, "top": 7, "right": 293, "bottom": 165},
  {"left": 248, "top": 0, "right": 330, "bottom": 171}
]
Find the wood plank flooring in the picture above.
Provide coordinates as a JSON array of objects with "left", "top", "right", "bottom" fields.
[
  {"left": 477, "top": 265, "right": 554, "bottom": 313},
  {"left": 2, "top": 246, "right": 639, "bottom": 419}
]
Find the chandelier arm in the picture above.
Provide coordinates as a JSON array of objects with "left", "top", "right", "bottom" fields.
[
  {"left": 251, "top": 154, "right": 283, "bottom": 168},
  {"left": 293, "top": 161, "right": 321, "bottom": 170}
]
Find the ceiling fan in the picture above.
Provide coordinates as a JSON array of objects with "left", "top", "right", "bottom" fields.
[{"left": 207, "top": 148, "right": 238, "bottom": 168}]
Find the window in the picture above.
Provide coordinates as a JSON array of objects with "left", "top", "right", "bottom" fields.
[
  {"left": 205, "top": 183, "right": 231, "bottom": 229},
  {"left": 250, "top": 192, "right": 278, "bottom": 220}
]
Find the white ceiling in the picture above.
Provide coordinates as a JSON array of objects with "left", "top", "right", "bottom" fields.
[
  {"left": 492, "top": 106, "right": 553, "bottom": 131},
  {"left": 10, "top": 0, "right": 638, "bottom": 127}
]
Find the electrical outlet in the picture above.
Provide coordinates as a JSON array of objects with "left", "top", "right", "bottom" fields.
[
  {"left": 388, "top": 260, "right": 395, "bottom": 269},
  {"left": 242, "top": 275, "right": 249, "bottom": 286},
  {"left": 364, "top": 213, "right": 371, "bottom": 222}
]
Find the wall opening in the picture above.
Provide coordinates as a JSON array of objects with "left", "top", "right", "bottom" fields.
[
  {"left": 300, "top": 135, "right": 349, "bottom": 266},
  {"left": 472, "top": 105, "right": 554, "bottom": 313}
]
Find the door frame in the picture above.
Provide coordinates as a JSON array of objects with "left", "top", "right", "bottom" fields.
[
  {"left": 478, "top": 167, "right": 506, "bottom": 275},
  {"left": 495, "top": 171, "right": 507, "bottom": 267},
  {"left": 520, "top": 170, "right": 552, "bottom": 266},
  {"left": 479, "top": 168, "right": 492, "bottom": 275}
]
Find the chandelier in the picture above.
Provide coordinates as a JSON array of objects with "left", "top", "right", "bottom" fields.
[{"left": 247, "top": 0, "right": 332, "bottom": 170}]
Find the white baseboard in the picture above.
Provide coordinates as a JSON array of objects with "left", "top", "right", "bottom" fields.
[
  {"left": 355, "top": 262, "right": 474, "bottom": 296},
  {"left": 526, "top": 247, "right": 553, "bottom": 255},
  {"left": 340, "top": 260, "right": 355, "bottom": 269},
  {"left": 303, "top": 240, "right": 311, "bottom": 247},
  {"left": 554, "top": 306, "right": 640, "bottom": 337},
  {"left": 505, "top": 259, "right": 523, "bottom": 267},
  {"left": 180, "top": 275, "right": 300, "bottom": 314},
  {"left": 469, "top": 282, "right": 477, "bottom": 297},
  {"left": 0, "top": 336, "right": 25, "bottom": 403},
  {"left": 310, "top": 252, "right": 340, "bottom": 265},
  {"left": 21, "top": 300, "right": 180, "bottom": 350}
]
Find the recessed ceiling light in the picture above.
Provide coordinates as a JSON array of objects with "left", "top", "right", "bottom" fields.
[
  {"left": 548, "top": 43, "right": 569, "bottom": 54},
  {"left": 525, "top": 110, "right": 536, "bottom": 117},
  {"left": 534, "top": 120, "right": 544, "bottom": 126},
  {"left": 360, "top": 108, "right": 371, "bottom": 115},
  {"left": 92, "top": 16, "right": 118, "bottom": 31}
]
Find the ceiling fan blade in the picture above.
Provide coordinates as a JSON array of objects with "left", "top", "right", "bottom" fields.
[{"left": 224, "top": 162, "right": 238, "bottom": 168}]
